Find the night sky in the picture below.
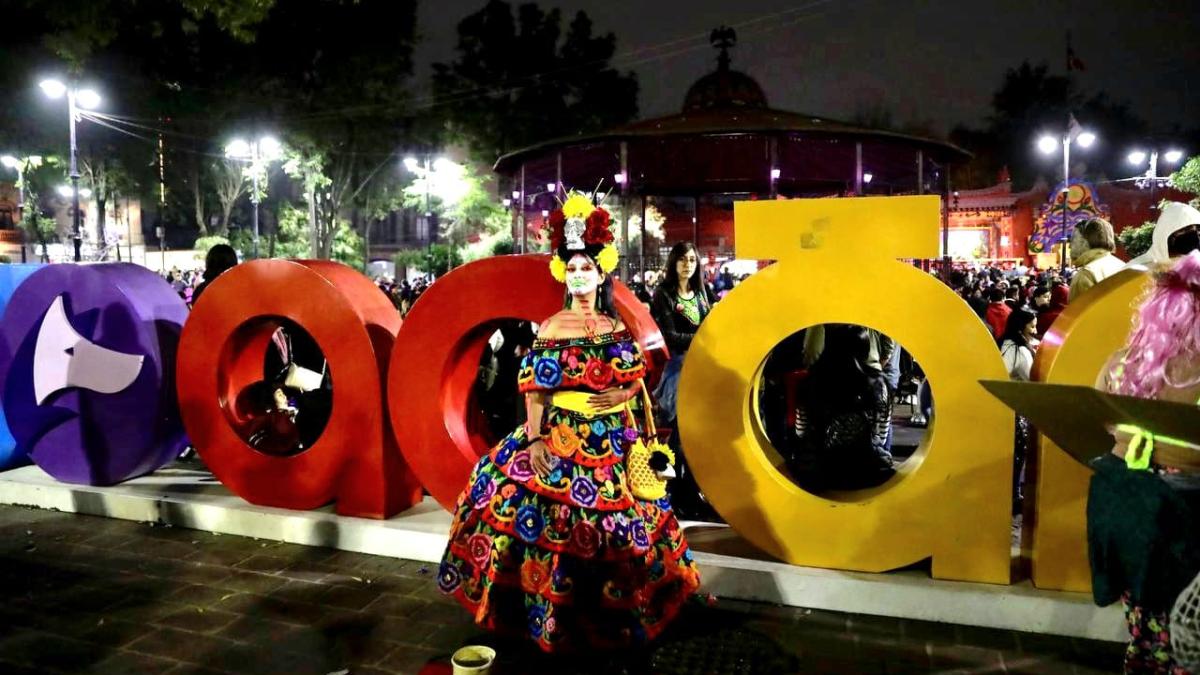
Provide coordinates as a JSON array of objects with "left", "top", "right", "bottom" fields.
[{"left": 415, "top": 0, "right": 1199, "bottom": 137}]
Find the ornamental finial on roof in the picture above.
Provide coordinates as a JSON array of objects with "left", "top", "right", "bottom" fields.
[{"left": 710, "top": 26, "right": 737, "bottom": 72}]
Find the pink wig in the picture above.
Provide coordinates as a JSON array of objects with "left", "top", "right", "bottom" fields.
[{"left": 1110, "top": 250, "right": 1200, "bottom": 398}]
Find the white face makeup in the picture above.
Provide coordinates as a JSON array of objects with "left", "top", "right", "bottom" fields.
[{"left": 565, "top": 254, "right": 602, "bottom": 297}]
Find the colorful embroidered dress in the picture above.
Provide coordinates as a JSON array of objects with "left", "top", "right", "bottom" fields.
[{"left": 438, "top": 329, "right": 701, "bottom": 652}]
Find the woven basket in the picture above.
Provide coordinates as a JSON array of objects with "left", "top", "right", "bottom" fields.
[
  {"left": 1172, "top": 571, "right": 1200, "bottom": 671},
  {"left": 626, "top": 382, "right": 675, "bottom": 501}
]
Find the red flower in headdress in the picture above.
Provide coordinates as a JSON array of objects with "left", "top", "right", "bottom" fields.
[
  {"left": 547, "top": 210, "right": 566, "bottom": 250},
  {"left": 584, "top": 208, "right": 614, "bottom": 245}
]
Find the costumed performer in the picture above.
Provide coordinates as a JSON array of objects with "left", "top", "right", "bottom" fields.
[
  {"left": 1091, "top": 251, "right": 1200, "bottom": 674},
  {"left": 437, "top": 190, "right": 701, "bottom": 654}
]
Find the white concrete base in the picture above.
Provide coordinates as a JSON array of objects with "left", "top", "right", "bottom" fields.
[{"left": 0, "top": 464, "right": 1124, "bottom": 642}]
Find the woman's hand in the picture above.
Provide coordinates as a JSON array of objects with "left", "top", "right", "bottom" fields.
[
  {"left": 588, "top": 386, "right": 631, "bottom": 410},
  {"left": 528, "top": 440, "right": 557, "bottom": 477}
]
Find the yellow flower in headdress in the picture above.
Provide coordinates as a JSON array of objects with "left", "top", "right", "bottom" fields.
[
  {"left": 596, "top": 244, "right": 619, "bottom": 274},
  {"left": 561, "top": 193, "right": 595, "bottom": 219},
  {"left": 549, "top": 256, "right": 567, "bottom": 282}
]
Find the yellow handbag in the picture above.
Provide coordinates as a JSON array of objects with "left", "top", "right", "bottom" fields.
[{"left": 625, "top": 381, "right": 676, "bottom": 501}]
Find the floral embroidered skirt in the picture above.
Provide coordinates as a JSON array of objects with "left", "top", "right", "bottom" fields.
[
  {"left": 1124, "top": 592, "right": 1193, "bottom": 674},
  {"left": 437, "top": 405, "right": 701, "bottom": 653}
]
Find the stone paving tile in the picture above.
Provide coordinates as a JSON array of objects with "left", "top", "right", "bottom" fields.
[{"left": 0, "top": 504, "right": 1133, "bottom": 674}]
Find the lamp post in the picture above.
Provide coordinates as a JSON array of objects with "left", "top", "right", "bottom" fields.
[
  {"left": 40, "top": 79, "right": 100, "bottom": 262},
  {"left": 225, "top": 136, "right": 281, "bottom": 259},
  {"left": 1, "top": 155, "right": 27, "bottom": 262},
  {"left": 1038, "top": 118, "right": 1096, "bottom": 271},
  {"left": 1128, "top": 148, "right": 1185, "bottom": 205}
]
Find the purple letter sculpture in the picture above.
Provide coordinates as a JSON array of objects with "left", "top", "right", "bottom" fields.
[
  {"left": 0, "top": 264, "right": 189, "bottom": 485},
  {"left": 0, "top": 264, "right": 43, "bottom": 469}
]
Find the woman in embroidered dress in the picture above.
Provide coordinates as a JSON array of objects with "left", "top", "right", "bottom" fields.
[{"left": 438, "top": 193, "right": 701, "bottom": 654}]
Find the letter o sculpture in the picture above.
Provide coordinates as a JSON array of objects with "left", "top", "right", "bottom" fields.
[
  {"left": 388, "top": 255, "right": 667, "bottom": 510},
  {"left": 677, "top": 197, "right": 1013, "bottom": 583},
  {"left": 0, "top": 263, "right": 188, "bottom": 484},
  {"left": 177, "top": 259, "right": 421, "bottom": 518}
]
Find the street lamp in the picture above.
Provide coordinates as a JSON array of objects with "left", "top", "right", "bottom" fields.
[
  {"left": 1127, "top": 146, "right": 1186, "bottom": 205},
  {"left": 224, "top": 135, "right": 282, "bottom": 259},
  {"left": 41, "top": 78, "right": 100, "bottom": 262},
  {"left": 1038, "top": 118, "right": 1097, "bottom": 270}
]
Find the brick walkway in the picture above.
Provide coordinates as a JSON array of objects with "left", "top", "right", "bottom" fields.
[{"left": 0, "top": 504, "right": 1123, "bottom": 674}]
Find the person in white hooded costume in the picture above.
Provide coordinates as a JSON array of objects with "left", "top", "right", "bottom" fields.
[{"left": 1125, "top": 201, "right": 1200, "bottom": 268}]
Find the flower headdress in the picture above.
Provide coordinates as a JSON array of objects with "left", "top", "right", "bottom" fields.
[{"left": 544, "top": 190, "right": 618, "bottom": 282}]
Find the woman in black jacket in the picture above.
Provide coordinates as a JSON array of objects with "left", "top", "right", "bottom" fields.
[{"left": 651, "top": 241, "right": 716, "bottom": 518}]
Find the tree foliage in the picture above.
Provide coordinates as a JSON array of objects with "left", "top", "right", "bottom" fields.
[
  {"left": 1117, "top": 221, "right": 1156, "bottom": 258},
  {"left": 1170, "top": 156, "right": 1200, "bottom": 206},
  {"left": 951, "top": 61, "right": 1148, "bottom": 190},
  {"left": 432, "top": 0, "right": 638, "bottom": 162}
]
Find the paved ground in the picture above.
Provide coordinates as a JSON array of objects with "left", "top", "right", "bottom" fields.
[{"left": 0, "top": 504, "right": 1124, "bottom": 674}]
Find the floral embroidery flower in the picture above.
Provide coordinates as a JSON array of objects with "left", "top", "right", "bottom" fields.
[
  {"left": 547, "top": 423, "right": 581, "bottom": 457},
  {"left": 528, "top": 604, "right": 547, "bottom": 638},
  {"left": 607, "top": 430, "right": 625, "bottom": 455},
  {"left": 533, "top": 357, "right": 563, "bottom": 388},
  {"left": 496, "top": 437, "right": 519, "bottom": 464},
  {"left": 500, "top": 483, "right": 518, "bottom": 500},
  {"left": 631, "top": 521, "right": 650, "bottom": 548},
  {"left": 545, "top": 617, "right": 558, "bottom": 635},
  {"left": 569, "top": 476, "right": 598, "bottom": 507},
  {"left": 613, "top": 520, "right": 630, "bottom": 543},
  {"left": 515, "top": 505, "right": 545, "bottom": 543},
  {"left": 623, "top": 426, "right": 640, "bottom": 442},
  {"left": 521, "top": 557, "right": 551, "bottom": 594},
  {"left": 601, "top": 514, "right": 616, "bottom": 532},
  {"left": 583, "top": 358, "right": 614, "bottom": 389},
  {"left": 469, "top": 475, "right": 496, "bottom": 509},
  {"left": 437, "top": 562, "right": 462, "bottom": 593},
  {"left": 570, "top": 520, "right": 601, "bottom": 558},
  {"left": 467, "top": 533, "right": 492, "bottom": 566},
  {"left": 590, "top": 420, "right": 607, "bottom": 436},
  {"left": 508, "top": 452, "right": 535, "bottom": 481},
  {"left": 593, "top": 464, "right": 612, "bottom": 482}
]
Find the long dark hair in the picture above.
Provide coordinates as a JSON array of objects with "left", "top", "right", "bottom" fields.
[
  {"left": 999, "top": 306, "right": 1038, "bottom": 349},
  {"left": 204, "top": 244, "right": 238, "bottom": 282},
  {"left": 658, "top": 241, "right": 706, "bottom": 304},
  {"left": 558, "top": 249, "right": 618, "bottom": 320}
]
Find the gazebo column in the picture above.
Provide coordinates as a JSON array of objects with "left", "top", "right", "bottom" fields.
[
  {"left": 917, "top": 150, "right": 924, "bottom": 194},
  {"left": 519, "top": 163, "right": 527, "bottom": 254},
  {"left": 855, "top": 142, "right": 864, "bottom": 196},
  {"left": 618, "top": 141, "right": 629, "bottom": 280},
  {"left": 692, "top": 196, "right": 700, "bottom": 247}
]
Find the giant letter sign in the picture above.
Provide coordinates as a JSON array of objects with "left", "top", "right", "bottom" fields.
[
  {"left": 678, "top": 196, "right": 1013, "bottom": 583},
  {"left": 388, "top": 255, "right": 666, "bottom": 510},
  {"left": 0, "top": 264, "right": 188, "bottom": 485},
  {"left": 1028, "top": 269, "right": 1150, "bottom": 591},
  {"left": 177, "top": 259, "right": 422, "bottom": 519},
  {"left": 0, "top": 264, "right": 42, "bottom": 470}
]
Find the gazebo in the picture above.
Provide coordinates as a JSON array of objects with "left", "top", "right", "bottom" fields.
[{"left": 494, "top": 28, "right": 969, "bottom": 276}]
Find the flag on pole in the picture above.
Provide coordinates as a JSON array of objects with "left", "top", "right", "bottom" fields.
[{"left": 1068, "top": 114, "right": 1083, "bottom": 139}]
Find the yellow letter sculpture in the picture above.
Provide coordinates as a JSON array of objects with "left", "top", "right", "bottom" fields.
[
  {"left": 677, "top": 196, "right": 1012, "bottom": 583},
  {"left": 1028, "top": 269, "right": 1150, "bottom": 591}
]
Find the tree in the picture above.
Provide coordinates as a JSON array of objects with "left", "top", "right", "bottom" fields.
[
  {"left": 79, "top": 156, "right": 137, "bottom": 259},
  {"left": 1170, "top": 155, "right": 1200, "bottom": 207},
  {"left": 951, "top": 61, "right": 1148, "bottom": 191},
  {"left": 209, "top": 159, "right": 249, "bottom": 237},
  {"left": 1117, "top": 221, "right": 1156, "bottom": 258},
  {"left": 401, "top": 159, "right": 508, "bottom": 268},
  {"left": 432, "top": 0, "right": 639, "bottom": 162}
]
